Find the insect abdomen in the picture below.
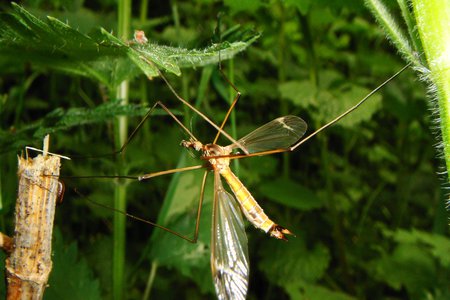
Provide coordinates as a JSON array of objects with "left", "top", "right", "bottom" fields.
[{"left": 220, "top": 167, "right": 274, "bottom": 233}]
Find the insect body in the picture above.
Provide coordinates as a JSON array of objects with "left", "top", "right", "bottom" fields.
[
  {"left": 62, "top": 57, "right": 408, "bottom": 299},
  {"left": 181, "top": 115, "right": 307, "bottom": 299}
]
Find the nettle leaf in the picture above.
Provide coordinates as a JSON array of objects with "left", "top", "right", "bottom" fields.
[
  {"left": 46, "top": 228, "right": 101, "bottom": 300},
  {"left": 0, "top": 3, "right": 259, "bottom": 87},
  {"left": 259, "top": 178, "right": 325, "bottom": 210}
]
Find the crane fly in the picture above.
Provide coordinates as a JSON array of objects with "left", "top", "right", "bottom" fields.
[
  {"left": 90, "top": 51, "right": 409, "bottom": 298},
  {"left": 58, "top": 31, "right": 411, "bottom": 298},
  {"left": 131, "top": 109, "right": 307, "bottom": 299},
  {"left": 181, "top": 115, "right": 307, "bottom": 299}
]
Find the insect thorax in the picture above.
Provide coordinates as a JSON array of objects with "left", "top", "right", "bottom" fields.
[{"left": 203, "top": 144, "right": 231, "bottom": 171}]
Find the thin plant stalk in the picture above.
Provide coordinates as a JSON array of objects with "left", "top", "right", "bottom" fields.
[{"left": 113, "top": 0, "right": 131, "bottom": 299}]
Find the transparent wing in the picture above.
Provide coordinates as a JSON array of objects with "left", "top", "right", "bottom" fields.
[
  {"left": 211, "top": 172, "right": 249, "bottom": 300},
  {"left": 230, "top": 115, "right": 307, "bottom": 153}
]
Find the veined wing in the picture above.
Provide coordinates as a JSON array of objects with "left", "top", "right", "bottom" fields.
[
  {"left": 230, "top": 115, "right": 307, "bottom": 153},
  {"left": 211, "top": 172, "right": 249, "bottom": 300}
]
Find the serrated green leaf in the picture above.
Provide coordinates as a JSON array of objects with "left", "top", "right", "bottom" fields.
[
  {"left": 0, "top": 4, "right": 259, "bottom": 86},
  {"left": 259, "top": 178, "right": 324, "bottom": 210},
  {"left": 131, "top": 37, "right": 260, "bottom": 74}
]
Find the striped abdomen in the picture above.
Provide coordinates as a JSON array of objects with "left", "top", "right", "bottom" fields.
[
  {"left": 219, "top": 167, "right": 274, "bottom": 233},
  {"left": 219, "top": 166, "right": 295, "bottom": 240}
]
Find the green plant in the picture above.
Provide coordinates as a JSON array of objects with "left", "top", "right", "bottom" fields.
[
  {"left": 0, "top": 1, "right": 448, "bottom": 299},
  {"left": 366, "top": 0, "right": 450, "bottom": 184}
]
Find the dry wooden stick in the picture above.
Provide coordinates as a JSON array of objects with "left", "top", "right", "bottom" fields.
[{"left": 5, "top": 137, "right": 61, "bottom": 300}]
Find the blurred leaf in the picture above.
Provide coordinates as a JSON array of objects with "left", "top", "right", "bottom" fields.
[
  {"left": 224, "top": 0, "right": 263, "bottom": 14},
  {"left": 316, "top": 84, "right": 382, "bottom": 127},
  {"left": 384, "top": 229, "right": 450, "bottom": 268},
  {"left": 367, "top": 144, "right": 399, "bottom": 164},
  {"left": 259, "top": 237, "right": 330, "bottom": 285},
  {"left": 285, "top": 0, "right": 312, "bottom": 15},
  {"left": 318, "top": 69, "right": 345, "bottom": 90},
  {"left": 259, "top": 178, "right": 324, "bottom": 210},
  {"left": 371, "top": 243, "right": 436, "bottom": 298},
  {"left": 279, "top": 80, "right": 317, "bottom": 108},
  {"left": 46, "top": 228, "right": 101, "bottom": 300},
  {"left": 240, "top": 155, "right": 278, "bottom": 185},
  {"left": 285, "top": 283, "right": 356, "bottom": 300},
  {"left": 150, "top": 212, "right": 213, "bottom": 293}
]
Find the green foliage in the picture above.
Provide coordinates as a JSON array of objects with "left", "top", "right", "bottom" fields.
[
  {"left": 259, "top": 237, "right": 331, "bottom": 284},
  {"left": 367, "top": 0, "right": 450, "bottom": 182},
  {"left": 46, "top": 229, "right": 102, "bottom": 300},
  {"left": 0, "top": 99, "right": 161, "bottom": 153},
  {"left": 370, "top": 229, "right": 450, "bottom": 299},
  {"left": 259, "top": 178, "right": 324, "bottom": 210},
  {"left": 0, "top": 1, "right": 448, "bottom": 300},
  {"left": 0, "top": 3, "right": 258, "bottom": 88}
]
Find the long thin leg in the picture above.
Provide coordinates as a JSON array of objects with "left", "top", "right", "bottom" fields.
[
  {"left": 138, "top": 55, "right": 248, "bottom": 153},
  {"left": 139, "top": 165, "right": 204, "bottom": 180},
  {"left": 59, "top": 164, "right": 204, "bottom": 181},
  {"left": 212, "top": 67, "right": 241, "bottom": 145},
  {"left": 76, "top": 170, "right": 209, "bottom": 243},
  {"left": 69, "top": 100, "right": 199, "bottom": 160},
  {"left": 289, "top": 63, "right": 412, "bottom": 151},
  {"left": 116, "top": 100, "right": 199, "bottom": 156},
  {"left": 203, "top": 63, "right": 412, "bottom": 161}
]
